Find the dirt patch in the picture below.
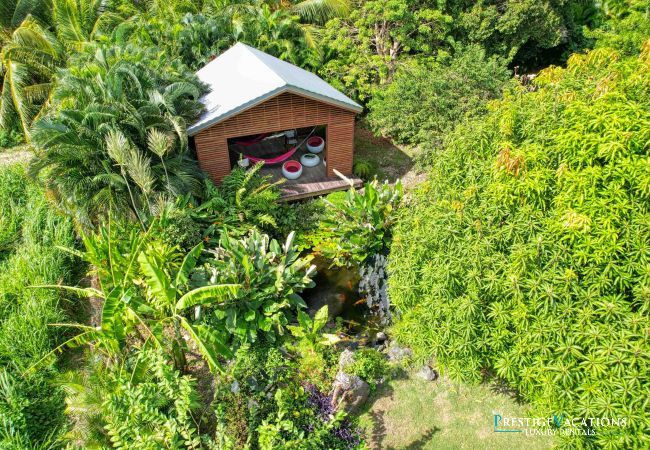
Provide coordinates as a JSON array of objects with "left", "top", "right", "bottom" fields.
[
  {"left": 354, "top": 123, "right": 425, "bottom": 189},
  {"left": 0, "top": 147, "right": 32, "bottom": 166}
]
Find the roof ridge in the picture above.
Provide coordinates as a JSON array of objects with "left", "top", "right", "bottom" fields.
[{"left": 238, "top": 43, "right": 291, "bottom": 85}]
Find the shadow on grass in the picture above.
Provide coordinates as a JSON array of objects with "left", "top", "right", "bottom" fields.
[
  {"left": 369, "top": 409, "right": 440, "bottom": 450},
  {"left": 354, "top": 123, "right": 416, "bottom": 183},
  {"left": 484, "top": 372, "right": 526, "bottom": 405},
  {"left": 361, "top": 367, "right": 440, "bottom": 449}
]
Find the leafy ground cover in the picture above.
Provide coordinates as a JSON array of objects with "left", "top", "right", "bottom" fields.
[{"left": 360, "top": 373, "right": 553, "bottom": 449}]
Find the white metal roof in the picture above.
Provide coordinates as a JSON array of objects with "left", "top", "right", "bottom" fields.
[{"left": 187, "top": 43, "right": 363, "bottom": 136}]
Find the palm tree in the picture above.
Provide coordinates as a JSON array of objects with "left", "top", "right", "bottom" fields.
[
  {"left": 30, "top": 44, "right": 205, "bottom": 227},
  {"left": 0, "top": 0, "right": 120, "bottom": 140},
  {"left": 0, "top": 0, "right": 51, "bottom": 32}
]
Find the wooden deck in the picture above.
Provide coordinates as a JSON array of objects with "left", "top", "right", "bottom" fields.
[{"left": 258, "top": 147, "right": 362, "bottom": 201}]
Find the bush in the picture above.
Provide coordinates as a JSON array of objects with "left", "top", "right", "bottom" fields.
[
  {"left": 216, "top": 343, "right": 363, "bottom": 449},
  {"left": 305, "top": 180, "right": 403, "bottom": 267},
  {"left": 194, "top": 165, "right": 321, "bottom": 242},
  {"left": 198, "top": 230, "right": 316, "bottom": 344},
  {"left": 0, "top": 129, "right": 23, "bottom": 149},
  {"left": 103, "top": 349, "right": 206, "bottom": 449},
  {"left": 368, "top": 45, "right": 510, "bottom": 149},
  {"left": 388, "top": 44, "right": 650, "bottom": 448},
  {"left": 348, "top": 348, "right": 389, "bottom": 391}
]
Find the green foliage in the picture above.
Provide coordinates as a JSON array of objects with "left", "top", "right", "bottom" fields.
[
  {"left": 31, "top": 43, "right": 205, "bottom": 227},
  {"left": 155, "top": 196, "right": 204, "bottom": 251},
  {"left": 352, "top": 158, "right": 374, "bottom": 178},
  {"left": 0, "top": 164, "right": 77, "bottom": 447},
  {"left": 0, "top": 0, "right": 122, "bottom": 139},
  {"left": 348, "top": 348, "right": 389, "bottom": 390},
  {"left": 197, "top": 230, "right": 316, "bottom": 344},
  {"left": 60, "top": 348, "right": 209, "bottom": 448},
  {"left": 453, "top": 0, "right": 592, "bottom": 67},
  {"left": 388, "top": 44, "right": 650, "bottom": 448},
  {"left": 368, "top": 45, "right": 511, "bottom": 148},
  {"left": 321, "top": 0, "right": 452, "bottom": 101},
  {"left": 215, "top": 343, "right": 362, "bottom": 449},
  {"left": 587, "top": 0, "right": 650, "bottom": 56},
  {"left": 307, "top": 180, "right": 402, "bottom": 267},
  {"left": 256, "top": 386, "right": 350, "bottom": 450},
  {"left": 102, "top": 349, "right": 207, "bottom": 449},
  {"left": 193, "top": 164, "right": 286, "bottom": 239},
  {"left": 288, "top": 305, "right": 340, "bottom": 350},
  {"left": 0, "top": 128, "right": 23, "bottom": 149},
  {"left": 193, "top": 165, "right": 322, "bottom": 241},
  {"left": 41, "top": 221, "right": 241, "bottom": 373}
]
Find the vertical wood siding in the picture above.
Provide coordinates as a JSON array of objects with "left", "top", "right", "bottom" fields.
[{"left": 193, "top": 92, "right": 356, "bottom": 183}]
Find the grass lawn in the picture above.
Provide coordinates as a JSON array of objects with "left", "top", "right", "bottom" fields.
[
  {"left": 354, "top": 121, "right": 425, "bottom": 188},
  {"left": 358, "top": 372, "right": 554, "bottom": 450}
]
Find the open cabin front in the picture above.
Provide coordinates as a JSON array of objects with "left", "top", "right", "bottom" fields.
[
  {"left": 188, "top": 43, "right": 363, "bottom": 200},
  {"left": 192, "top": 92, "right": 361, "bottom": 200}
]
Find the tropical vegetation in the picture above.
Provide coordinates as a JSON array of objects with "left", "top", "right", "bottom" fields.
[
  {"left": 388, "top": 22, "right": 650, "bottom": 449},
  {"left": 1, "top": 0, "right": 648, "bottom": 448}
]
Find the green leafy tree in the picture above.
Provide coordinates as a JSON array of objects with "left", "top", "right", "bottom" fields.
[
  {"left": 0, "top": 0, "right": 121, "bottom": 139},
  {"left": 587, "top": 0, "right": 650, "bottom": 55},
  {"left": 368, "top": 44, "right": 511, "bottom": 147},
  {"left": 388, "top": 42, "right": 650, "bottom": 448},
  {"left": 321, "top": 0, "right": 452, "bottom": 101}
]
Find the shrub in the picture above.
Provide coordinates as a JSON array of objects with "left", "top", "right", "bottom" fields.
[
  {"left": 388, "top": 44, "right": 650, "bottom": 448},
  {"left": 214, "top": 343, "right": 362, "bottom": 449},
  {"left": 194, "top": 165, "right": 320, "bottom": 241},
  {"left": 102, "top": 349, "right": 206, "bottom": 449},
  {"left": 306, "top": 180, "right": 403, "bottom": 267},
  {"left": 353, "top": 158, "right": 374, "bottom": 179},
  {"left": 0, "top": 128, "right": 23, "bottom": 149},
  {"left": 198, "top": 230, "right": 316, "bottom": 344},
  {"left": 348, "top": 348, "right": 389, "bottom": 391},
  {"left": 368, "top": 45, "right": 510, "bottom": 149}
]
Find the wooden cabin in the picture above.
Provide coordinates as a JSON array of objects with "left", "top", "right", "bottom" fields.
[{"left": 188, "top": 43, "right": 363, "bottom": 200}]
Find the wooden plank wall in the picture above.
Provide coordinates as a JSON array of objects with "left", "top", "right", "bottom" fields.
[{"left": 193, "top": 92, "right": 356, "bottom": 183}]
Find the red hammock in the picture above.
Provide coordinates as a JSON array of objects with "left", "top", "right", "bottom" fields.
[{"left": 235, "top": 128, "right": 317, "bottom": 165}]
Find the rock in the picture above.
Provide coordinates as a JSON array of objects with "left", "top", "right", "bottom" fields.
[
  {"left": 230, "top": 380, "right": 240, "bottom": 394},
  {"left": 338, "top": 349, "right": 355, "bottom": 371},
  {"left": 375, "top": 331, "right": 387, "bottom": 342},
  {"left": 416, "top": 365, "right": 438, "bottom": 382},
  {"left": 386, "top": 341, "right": 413, "bottom": 363},
  {"left": 330, "top": 372, "right": 370, "bottom": 414}
]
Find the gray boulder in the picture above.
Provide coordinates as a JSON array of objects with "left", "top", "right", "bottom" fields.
[
  {"left": 330, "top": 371, "right": 370, "bottom": 414},
  {"left": 386, "top": 341, "right": 413, "bottom": 363},
  {"left": 416, "top": 365, "right": 438, "bottom": 382}
]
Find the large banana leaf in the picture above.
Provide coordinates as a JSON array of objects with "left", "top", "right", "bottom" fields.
[{"left": 175, "top": 283, "right": 241, "bottom": 311}]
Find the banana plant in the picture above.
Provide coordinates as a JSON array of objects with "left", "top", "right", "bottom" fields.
[{"left": 31, "top": 221, "right": 241, "bottom": 374}]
